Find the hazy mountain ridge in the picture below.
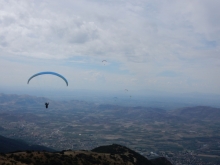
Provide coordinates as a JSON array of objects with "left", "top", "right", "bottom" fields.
[
  {"left": 0, "top": 93, "right": 95, "bottom": 112},
  {"left": 0, "top": 93, "right": 45, "bottom": 105},
  {"left": 170, "top": 106, "right": 220, "bottom": 121},
  {"left": 1, "top": 93, "right": 220, "bottom": 122}
]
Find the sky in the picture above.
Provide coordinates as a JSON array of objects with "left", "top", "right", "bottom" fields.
[{"left": 0, "top": 0, "right": 220, "bottom": 98}]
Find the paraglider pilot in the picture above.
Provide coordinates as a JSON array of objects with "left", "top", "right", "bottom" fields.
[{"left": 45, "top": 102, "right": 49, "bottom": 108}]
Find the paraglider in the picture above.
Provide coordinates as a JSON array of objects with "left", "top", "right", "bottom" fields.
[
  {"left": 113, "top": 97, "right": 118, "bottom": 101},
  {"left": 102, "top": 60, "right": 107, "bottom": 65},
  {"left": 27, "top": 72, "right": 68, "bottom": 108},
  {"left": 124, "top": 89, "right": 131, "bottom": 98},
  {"left": 45, "top": 102, "right": 49, "bottom": 108},
  {"left": 27, "top": 71, "right": 68, "bottom": 86}
]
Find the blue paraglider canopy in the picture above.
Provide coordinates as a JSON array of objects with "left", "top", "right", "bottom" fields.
[{"left": 27, "top": 71, "right": 68, "bottom": 86}]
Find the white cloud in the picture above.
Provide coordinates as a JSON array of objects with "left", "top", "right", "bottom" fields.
[{"left": 0, "top": 0, "right": 220, "bottom": 94}]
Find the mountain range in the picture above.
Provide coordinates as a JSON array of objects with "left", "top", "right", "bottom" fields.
[{"left": 1, "top": 93, "right": 220, "bottom": 122}]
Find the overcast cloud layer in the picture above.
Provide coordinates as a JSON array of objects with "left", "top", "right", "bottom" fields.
[{"left": 0, "top": 0, "right": 220, "bottom": 95}]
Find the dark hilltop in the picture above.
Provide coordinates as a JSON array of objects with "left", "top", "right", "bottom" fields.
[{"left": 0, "top": 142, "right": 172, "bottom": 165}]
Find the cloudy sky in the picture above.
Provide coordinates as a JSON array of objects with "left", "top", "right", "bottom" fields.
[{"left": 0, "top": 0, "right": 220, "bottom": 96}]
